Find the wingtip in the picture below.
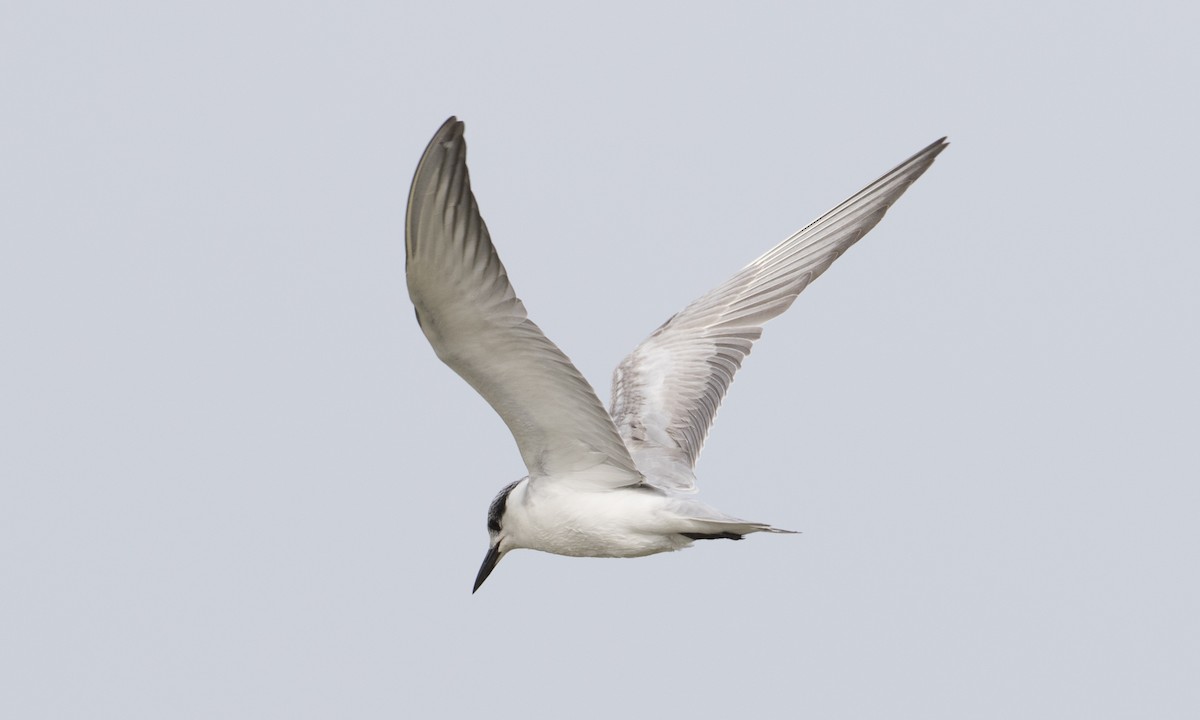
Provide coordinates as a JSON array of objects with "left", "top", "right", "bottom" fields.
[
  {"left": 926, "top": 136, "right": 950, "bottom": 155},
  {"left": 895, "top": 135, "right": 949, "bottom": 171},
  {"left": 434, "top": 116, "right": 464, "bottom": 143}
]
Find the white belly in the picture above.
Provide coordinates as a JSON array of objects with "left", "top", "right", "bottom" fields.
[{"left": 506, "top": 482, "right": 694, "bottom": 558}]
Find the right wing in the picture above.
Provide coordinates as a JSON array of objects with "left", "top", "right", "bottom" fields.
[
  {"left": 407, "top": 117, "right": 640, "bottom": 482},
  {"left": 610, "top": 138, "right": 948, "bottom": 490}
]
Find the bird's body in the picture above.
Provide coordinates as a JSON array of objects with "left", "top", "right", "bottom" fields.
[
  {"left": 502, "top": 478, "right": 692, "bottom": 559},
  {"left": 498, "top": 473, "right": 781, "bottom": 559},
  {"left": 404, "top": 117, "right": 946, "bottom": 591}
]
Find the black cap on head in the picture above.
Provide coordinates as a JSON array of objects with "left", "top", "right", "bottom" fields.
[{"left": 486, "top": 480, "right": 520, "bottom": 533}]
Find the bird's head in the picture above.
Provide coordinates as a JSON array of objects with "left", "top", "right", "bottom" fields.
[{"left": 473, "top": 478, "right": 523, "bottom": 593}]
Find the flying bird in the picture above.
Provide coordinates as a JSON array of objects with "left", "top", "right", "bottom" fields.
[{"left": 405, "top": 117, "right": 946, "bottom": 592}]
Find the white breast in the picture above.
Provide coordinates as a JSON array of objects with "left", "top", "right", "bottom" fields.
[{"left": 503, "top": 478, "right": 693, "bottom": 558}]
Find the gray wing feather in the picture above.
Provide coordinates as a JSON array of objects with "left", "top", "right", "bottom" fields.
[
  {"left": 407, "top": 118, "right": 640, "bottom": 480},
  {"left": 610, "top": 138, "right": 948, "bottom": 490}
]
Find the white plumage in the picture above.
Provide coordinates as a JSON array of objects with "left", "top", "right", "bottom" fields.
[{"left": 405, "top": 117, "right": 947, "bottom": 591}]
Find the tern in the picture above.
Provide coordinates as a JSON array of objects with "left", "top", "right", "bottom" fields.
[{"left": 405, "top": 117, "right": 946, "bottom": 592}]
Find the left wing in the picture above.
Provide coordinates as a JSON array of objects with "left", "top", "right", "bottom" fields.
[{"left": 407, "top": 117, "right": 640, "bottom": 481}]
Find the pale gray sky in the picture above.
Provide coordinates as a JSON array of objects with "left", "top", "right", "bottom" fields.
[{"left": 2, "top": 2, "right": 1197, "bottom": 718}]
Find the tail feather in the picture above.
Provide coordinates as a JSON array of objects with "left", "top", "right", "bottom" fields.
[
  {"left": 682, "top": 531, "right": 746, "bottom": 541},
  {"left": 681, "top": 517, "right": 798, "bottom": 538}
]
